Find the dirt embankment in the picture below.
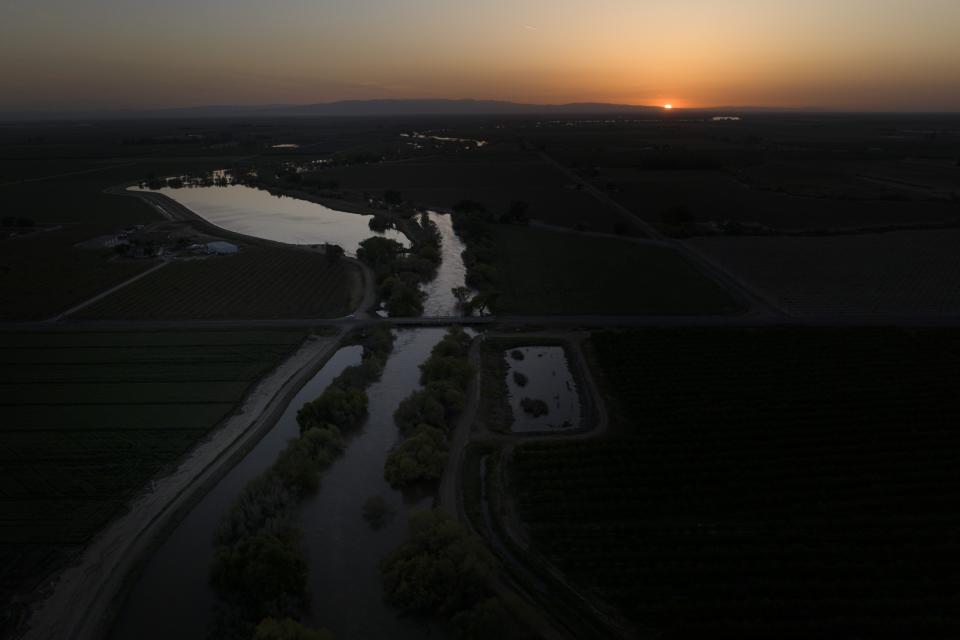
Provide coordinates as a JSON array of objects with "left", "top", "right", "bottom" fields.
[{"left": 20, "top": 331, "right": 345, "bottom": 640}]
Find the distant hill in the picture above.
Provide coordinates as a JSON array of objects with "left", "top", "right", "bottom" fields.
[{"left": 1, "top": 99, "right": 667, "bottom": 121}]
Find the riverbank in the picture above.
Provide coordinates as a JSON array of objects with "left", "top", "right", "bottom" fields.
[{"left": 21, "top": 330, "right": 347, "bottom": 640}]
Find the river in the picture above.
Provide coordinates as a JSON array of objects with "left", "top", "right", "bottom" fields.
[
  {"left": 109, "top": 330, "right": 450, "bottom": 639},
  {"left": 421, "top": 212, "right": 470, "bottom": 317}
]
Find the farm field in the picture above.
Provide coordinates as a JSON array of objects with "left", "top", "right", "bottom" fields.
[
  {"left": 689, "top": 230, "right": 960, "bottom": 315},
  {"left": 593, "top": 166, "right": 959, "bottom": 232},
  {"left": 76, "top": 247, "right": 360, "bottom": 320},
  {"left": 488, "top": 225, "right": 742, "bottom": 315},
  {"left": 0, "top": 224, "right": 157, "bottom": 321},
  {"left": 0, "top": 329, "right": 305, "bottom": 615},
  {"left": 511, "top": 328, "right": 960, "bottom": 637},
  {"left": 0, "top": 155, "right": 257, "bottom": 321},
  {"left": 319, "top": 150, "right": 637, "bottom": 233}
]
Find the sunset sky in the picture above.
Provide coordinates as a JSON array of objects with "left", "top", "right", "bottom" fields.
[{"left": 2, "top": 0, "right": 960, "bottom": 112}]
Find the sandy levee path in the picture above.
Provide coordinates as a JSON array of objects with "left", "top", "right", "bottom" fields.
[{"left": 22, "top": 330, "right": 346, "bottom": 640}]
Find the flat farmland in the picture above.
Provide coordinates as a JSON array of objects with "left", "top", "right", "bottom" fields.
[
  {"left": 0, "top": 157, "right": 250, "bottom": 321},
  {"left": 0, "top": 224, "right": 156, "bottom": 320},
  {"left": 489, "top": 225, "right": 742, "bottom": 315},
  {"left": 77, "top": 247, "right": 360, "bottom": 320},
  {"left": 689, "top": 230, "right": 960, "bottom": 315},
  {"left": 594, "top": 166, "right": 959, "bottom": 231},
  {"left": 512, "top": 328, "right": 960, "bottom": 638},
  {"left": 319, "top": 150, "right": 635, "bottom": 233},
  {"left": 0, "top": 329, "right": 305, "bottom": 611}
]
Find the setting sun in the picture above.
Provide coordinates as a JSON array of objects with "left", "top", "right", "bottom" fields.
[{"left": 663, "top": 104, "right": 673, "bottom": 110}]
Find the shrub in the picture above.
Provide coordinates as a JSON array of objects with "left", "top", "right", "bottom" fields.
[
  {"left": 381, "top": 510, "right": 494, "bottom": 616},
  {"left": 520, "top": 397, "right": 549, "bottom": 417}
]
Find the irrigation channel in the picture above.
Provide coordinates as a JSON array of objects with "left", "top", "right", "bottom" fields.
[{"left": 110, "top": 330, "right": 458, "bottom": 639}]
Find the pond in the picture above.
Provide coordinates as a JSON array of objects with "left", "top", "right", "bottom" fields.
[
  {"left": 132, "top": 183, "right": 408, "bottom": 256},
  {"left": 505, "top": 346, "right": 582, "bottom": 433},
  {"left": 109, "top": 330, "right": 452, "bottom": 639}
]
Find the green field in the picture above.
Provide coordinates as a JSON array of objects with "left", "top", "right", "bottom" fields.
[
  {"left": 489, "top": 225, "right": 741, "bottom": 315},
  {"left": 512, "top": 329, "right": 960, "bottom": 637},
  {"left": 76, "top": 248, "right": 359, "bottom": 320},
  {"left": 0, "top": 330, "right": 305, "bottom": 608}
]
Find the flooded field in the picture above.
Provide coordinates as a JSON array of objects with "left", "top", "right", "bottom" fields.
[
  {"left": 505, "top": 346, "right": 581, "bottom": 433},
  {"left": 133, "top": 183, "right": 407, "bottom": 256},
  {"left": 109, "top": 330, "right": 450, "bottom": 639}
]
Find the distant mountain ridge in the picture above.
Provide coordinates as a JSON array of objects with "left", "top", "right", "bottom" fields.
[{"left": 1, "top": 99, "right": 670, "bottom": 121}]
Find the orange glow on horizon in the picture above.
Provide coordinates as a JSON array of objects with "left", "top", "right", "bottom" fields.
[{"left": 2, "top": 0, "right": 959, "bottom": 112}]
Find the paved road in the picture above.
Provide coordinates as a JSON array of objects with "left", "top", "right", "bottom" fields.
[{"left": 7, "top": 310, "right": 960, "bottom": 333}]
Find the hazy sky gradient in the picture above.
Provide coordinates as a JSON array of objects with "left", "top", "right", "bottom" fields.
[{"left": 2, "top": 0, "right": 959, "bottom": 111}]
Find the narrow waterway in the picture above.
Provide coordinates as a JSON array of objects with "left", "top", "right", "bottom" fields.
[
  {"left": 110, "top": 330, "right": 451, "bottom": 639},
  {"left": 298, "top": 328, "right": 449, "bottom": 638},
  {"left": 421, "top": 212, "right": 471, "bottom": 317},
  {"left": 133, "top": 183, "right": 408, "bottom": 255},
  {"left": 109, "top": 345, "right": 363, "bottom": 640}
]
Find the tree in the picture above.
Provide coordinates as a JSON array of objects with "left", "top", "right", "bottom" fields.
[
  {"left": 297, "top": 386, "right": 368, "bottom": 433},
  {"left": 384, "top": 425, "right": 449, "bottom": 487},
  {"left": 381, "top": 510, "right": 495, "bottom": 616},
  {"left": 210, "top": 530, "right": 307, "bottom": 620},
  {"left": 357, "top": 236, "right": 404, "bottom": 272},
  {"left": 452, "top": 286, "right": 473, "bottom": 308},
  {"left": 394, "top": 388, "right": 447, "bottom": 434},
  {"left": 323, "top": 243, "right": 344, "bottom": 262}
]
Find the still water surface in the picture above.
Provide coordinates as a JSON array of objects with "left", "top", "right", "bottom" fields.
[
  {"left": 505, "top": 346, "right": 581, "bottom": 433},
  {"left": 110, "top": 330, "right": 449, "bottom": 639},
  {"left": 421, "top": 212, "right": 470, "bottom": 317},
  {"left": 134, "top": 183, "right": 407, "bottom": 256}
]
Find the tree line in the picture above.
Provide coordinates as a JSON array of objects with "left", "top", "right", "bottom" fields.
[
  {"left": 384, "top": 327, "right": 474, "bottom": 487},
  {"left": 208, "top": 325, "right": 395, "bottom": 639}
]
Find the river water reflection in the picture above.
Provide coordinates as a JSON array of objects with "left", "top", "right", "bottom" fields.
[{"left": 110, "top": 330, "right": 451, "bottom": 639}]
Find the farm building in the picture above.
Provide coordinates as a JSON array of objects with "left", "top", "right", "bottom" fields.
[{"left": 206, "top": 241, "right": 239, "bottom": 255}]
